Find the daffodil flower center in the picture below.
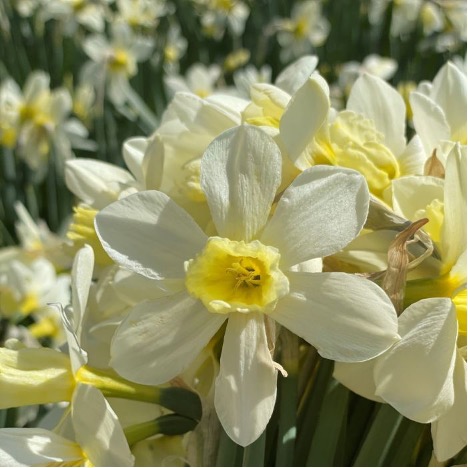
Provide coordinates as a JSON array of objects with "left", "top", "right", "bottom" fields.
[{"left": 185, "top": 237, "right": 290, "bottom": 314}]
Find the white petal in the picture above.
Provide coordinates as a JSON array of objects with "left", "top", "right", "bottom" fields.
[
  {"left": 275, "top": 55, "right": 319, "bottom": 95},
  {"left": 390, "top": 175, "right": 444, "bottom": 221},
  {"left": 332, "top": 229, "right": 399, "bottom": 273},
  {"left": 71, "top": 245, "right": 94, "bottom": 335},
  {"left": 123, "top": 137, "right": 147, "bottom": 184},
  {"left": 441, "top": 144, "right": 467, "bottom": 270},
  {"left": 0, "top": 428, "right": 82, "bottom": 467},
  {"left": 23, "top": 71, "right": 49, "bottom": 102},
  {"left": 65, "top": 159, "right": 135, "bottom": 209},
  {"left": 261, "top": 166, "right": 369, "bottom": 267},
  {"left": 396, "top": 134, "right": 426, "bottom": 176},
  {"left": 374, "top": 298, "right": 458, "bottom": 423},
  {"left": 62, "top": 245, "right": 94, "bottom": 374},
  {"left": 110, "top": 292, "right": 226, "bottom": 385},
  {"left": 347, "top": 73, "right": 406, "bottom": 156},
  {"left": 83, "top": 34, "right": 109, "bottom": 62},
  {"left": 143, "top": 135, "right": 164, "bottom": 190},
  {"left": 333, "top": 359, "right": 385, "bottom": 402},
  {"left": 271, "top": 272, "right": 399, "bottom": 362},
  {"left": 72, "top": 384, "right": 135, "bottom": 467},
  {"left": 280, "top": 74, "right": 329, "bottom": 163},
  {"left": 431, "top": 62, "right": 467, "bottom": 142},
  {"left": 215, "top": 313, "right": 277, "bottom": 447},
  {"left": 410, "top": 92, "right": 451, "bottom": 156},
  {"left": 201, "top": 125, "right": 281, "bottom": 241},
  {"left": 431, "top": 350, "right": 467, "bottom": 462},
  {"left": 95, "top": 190, "right": 207, "bottom": 280},
  {"left": 170, "top": 92, "right": 240, "bottom": 135}
]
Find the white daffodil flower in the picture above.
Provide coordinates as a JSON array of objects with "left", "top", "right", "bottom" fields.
[
  {"left": 0, "top": 383, "right": 134, "bottom": 467},
  {"left": 160, "top": 22, "right": 187, "bottom": 73},
  {"left": 0, "top": 71, "right": 92, "bottom": 175},
  {"left": 0, "top": 245, "right": 93, "bottom": 410},
  {"left": 0, "top": 248, "right": 60, "bottom": 319},
  {"left": 116, "top": 0, "right": 169, "bottom": 30},
  {"left": 410, "top": 61, "right": 467, "bottom": 162},
  {"left": 164, "top": 63, "right": 222, "bottom": 99},
  {"left": 81, "top": 21, "right": 154, "bottom": 107},
  {"left": 275, "top": 0, "right": 330, "bottom": 62},
  {"left": 244, "top": 70, "right": 425, "bottom": 199},
  {"left": 233, "top": 65, "right": 272, "bottom": 98},
  {"left": 95, "top": 125, "right": 399, "bottom": 446},
  {"left": 0, "top": 78, "right": 21, "bottom": 148},
  {"left": 337, "top": 54, "right": 398, "bottom": 98},
  {"left": 335, "top": 144, "right": 467, "bottom": 462},
  {"left": 335, "top": 298, "right": 466, "bottom": 462},
  {"left": 193, "top": 0, "right": 250, "bottom": 40},
  {"left": 38, "top": 0, "right": 109, "bottom": 35},
  {"left": 383, "top": 145, "right": 466, "bottom": 334}
]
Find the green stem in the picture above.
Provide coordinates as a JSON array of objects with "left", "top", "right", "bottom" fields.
[
  {"left": 76, "top": 365, "right": 202, "bottom": 421},
  {"left": 242, "top": 430, "right": 266, "bottom": 467},
  {"left": 122, "top": 84, "right": 159, "bottom": 132},
  {"left": 276, "top": 329, "right": 299, "bottom": 466},
  {"left": 295, "top": 358, "right": 334, "bottom": 466},
  {"left": 124, "top": 414, "right": 197, "bottom": 447},
  {"left": 216, "top": 427, "right": 242, "bottom": 467},
  {"left": 353, "top": 403, "right": 404, "bottom": 467},
  {"left": 306, "top": 380, "right": 349, "bottom": 466}
]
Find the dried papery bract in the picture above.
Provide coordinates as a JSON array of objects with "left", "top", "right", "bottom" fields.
[
  {"left": 424, "top": 149, "right": 446, "bottom": 178},
  {"left": 382, "top": 218, "right": 431, "bottom": 314}
]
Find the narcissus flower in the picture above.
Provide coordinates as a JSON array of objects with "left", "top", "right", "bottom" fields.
[
  {"left": 95, "top": 125, "right": 399, "bottom": 446},
  {"left": 0, "top": 383, "right": 134, "bottom": 467},
  {"left": 335, "top": 298, "right": 466, "bottom": 462}
]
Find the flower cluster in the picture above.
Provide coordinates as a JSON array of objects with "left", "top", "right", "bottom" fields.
[{"left": 0, "top": 0, "right": 466, "bottom": 466}]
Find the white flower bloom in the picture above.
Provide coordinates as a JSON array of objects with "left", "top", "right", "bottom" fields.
[
  {"left": 410, "top": 61, "right": 467, "bottom": 161},
  {"left": 164, "top": 63, "right": 222, "bottom": 99},
  {"left": 0, "top": 246, "right": 93, "bottom": 410},
  {"left": 338, "top": 54, "right": 398, "bottom": 95},
  {"left": 233, "top": 65, "right": 272, "bottom": 98},
  {"left": 95, "top": 125, "right": 399, "bottom": 446},
  {"left": 38, "top": 0, "right": 109, "bottom": 35},
  {"left": 0, "top": 78, "right": 21, "bottom": 148},
  {"left": 275, "top": 0, "right": 330, "bottom": 62},
  {"left": 81, "top": 22, "right": 154, "bottom": 107},
  {"left": 116, "top": 0, "right": 168, "bottom": 29},
  {"left": 0, "top": 71, "right": 92, "bottom": 174},
  {"left": 335, "top": 298, "right": 466, "bottom": 462},
  {"left": 245, "top": 71, "right": 425, "bottom": 198},
  {"left": 0, "top": 248, "right": 60, "bottom": 319},
  {"left": 0, "top": 383, "right": 134, "bottom": 466},
  {"left": 160, "top": 22, "right": 187, "bottom": 72},
  {"left": 194, "top": 0, "right": 250, "bottom": 40}
]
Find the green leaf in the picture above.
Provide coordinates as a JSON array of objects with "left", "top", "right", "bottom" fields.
[
  {"left": 306, "top": 379, "right": 349, "bottom": 466},
  {"left": 353, "top": 404, "right": 404, "bottom": 467},
  {"left": 295, "top": 357, "right": 334, "bottom": 466},
  {"left": 243, "top": 430, "right": 266, "bottom": 467},
  {"left": 216, "top": 427, "right": 243, "bottom": 467}
]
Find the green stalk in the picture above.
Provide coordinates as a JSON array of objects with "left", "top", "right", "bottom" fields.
[
  {"left": 124, "top": 414, "right": 197, "bottom": 447},
  {"left": 216, "top": 427, "right": 242, "bottom": 467},
  {"left": 76, "top": 365, "right": 202, "bottom": 421},
  {"left": 295, "top": 358, "right": 334, "bottom": 466},
  {"left": 386, "top": 419, "right": 426, "bottom": 466},
  {"left": 352, "top": 403, "right": 404, "bottom": 466},
  {"left": 306, "top": 380, "right": 349, "bottom": 466},
  {"left": 275, "top": 329, "right": 299, "bottom": 466},
  {"left": 122, "top": 84, "right": 159, "bottom": 133},
  {"left": 0, "top": 147, "right": 18, "bottom": 230},
  {"left": 242, "top": 430, "right": 266, "bottom": 467}
]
